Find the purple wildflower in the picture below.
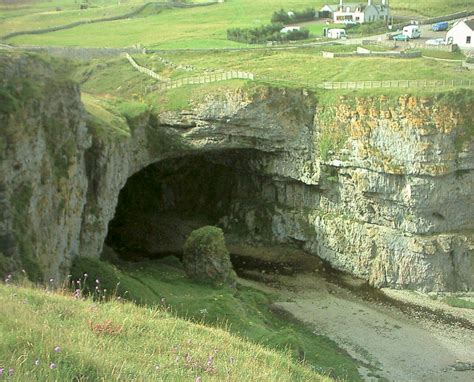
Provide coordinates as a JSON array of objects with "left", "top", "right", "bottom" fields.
[
  {"left": 8, "top": 368, "right": 13, "bottom": 376},
  {"left": 54, "top": 346, "right": 61, "bottom": 353},
  {"left": 49, "top": 363, "right": 57, "bottom": 370},
  {"left": 207, "top": 356, "right": 214, "bottom": 366},
  {"left": 0, "top": 368, "right": 3, "bottom": 376}
]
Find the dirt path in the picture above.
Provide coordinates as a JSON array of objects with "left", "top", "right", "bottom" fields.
[{"left": 232, "top": 245, "right": 474, "bottom": 382}]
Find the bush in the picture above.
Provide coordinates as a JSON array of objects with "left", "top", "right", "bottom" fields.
[
  {"left": 227, "top": 23, "right": 284, "bottom": 44},
  {"left": 271, "top": 8, "right": 316, "bottom": 24},
  {"left": 227, "top": 23, "right": 309, "bottom": 44}
]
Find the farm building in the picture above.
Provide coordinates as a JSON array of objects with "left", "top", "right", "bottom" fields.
[
  {"left": 446, "top": 20, "right": 474, "bottom": 49},
  {"left": 320, "top": 0, "right": 390, "bottom": 24}
]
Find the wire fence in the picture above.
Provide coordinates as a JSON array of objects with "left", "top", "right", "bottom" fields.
[
  {"left": 318, "top": 79, "right": 474, "bottom": 90},
  {"left": 126, "top": 54, "right": 473, "bottom": 92},
  {"left": 146, "top": 71, "right": 255, "bottom": 91},
  {"left": 125, "top": 53, "right": 170, "bottom": 83}
]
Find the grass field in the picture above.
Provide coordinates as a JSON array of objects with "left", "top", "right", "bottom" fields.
[
  {"left": 3, "top": 0, "right": 473, "bottom": 48},
  {"left": 0, "top": 255, "right": 364, "bottom": 380},
  {"left": 76, "top": 48, "right": 473, "bottom": 97},
  {"left": 0, "top": 0, "right": 148, "bottom": 34},
  {"left": 0, "top": 279, "right": 332, "bottom": 381}
]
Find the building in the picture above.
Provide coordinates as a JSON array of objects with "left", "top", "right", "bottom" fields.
[
  {"left": 446, "top": 19, "right": 474, "bottom": 49},
  {"left": 320, "top": 0, "right": 390, "bottom": 24}
]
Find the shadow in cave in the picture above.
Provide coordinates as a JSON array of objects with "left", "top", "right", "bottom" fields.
[{"left": 105, "top": 149, "right": 277, "bottom": 262}]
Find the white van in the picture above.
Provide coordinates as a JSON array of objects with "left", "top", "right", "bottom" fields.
[
  {"left": 402, "top": 25, "right": 421, "bottom": 39},
  {"left": 327, "top": 28, "right": 346, "bottom": 39}
]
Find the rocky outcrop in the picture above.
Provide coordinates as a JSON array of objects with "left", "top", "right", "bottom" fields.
[
  {"left": 183, "top": 226, "right": 235, "bottom": 285},
  {"left": 0, "top": 54, "right": 90, "bottom": 280},
  {"left": 1, "top": 53, "right": 473, "bottom": 291}
]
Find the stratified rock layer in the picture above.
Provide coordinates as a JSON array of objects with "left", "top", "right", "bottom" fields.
[{"left": 1, "top": 54, "right": 472, "bottom": 291}]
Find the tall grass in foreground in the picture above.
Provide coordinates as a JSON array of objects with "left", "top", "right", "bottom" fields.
[{"left": 0, "top": 281, "right": 330, "bottom": 381}]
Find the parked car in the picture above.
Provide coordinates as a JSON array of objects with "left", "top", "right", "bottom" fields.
[
  {"left": 432, "top": 21, "right": 449, "bottom": 31},
  {"left": 393, "top": 34, "right": 409, "bottom": 41},
  {"left": 426, "top": 38, "right": 446, "bottom": 46}
]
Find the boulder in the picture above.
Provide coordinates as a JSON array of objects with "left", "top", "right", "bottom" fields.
[{"left": 183, "top": 226, "right": 235, "bottom": 285}]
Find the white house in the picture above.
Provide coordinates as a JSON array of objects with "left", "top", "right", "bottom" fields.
[
  {"left": 320, "top": 0, "right": 390, "bottom": 24},
  {"left": 446, "top": 20, "right": 474, "bottom": 49}
]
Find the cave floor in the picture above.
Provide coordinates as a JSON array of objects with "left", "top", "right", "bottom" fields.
[{"left": 234, "top": 245, "right": 474, "bottom": 382}]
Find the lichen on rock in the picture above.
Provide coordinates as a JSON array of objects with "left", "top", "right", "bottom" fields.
[{"left": 183, "top": 226, "right": 236, "bottom": 285}]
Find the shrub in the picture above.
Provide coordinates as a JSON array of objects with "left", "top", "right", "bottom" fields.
[
  {"left": 271, "top": 8, "right": 316, "bottom": 24},
  {"left": 227, "top": 23, "right": 309, "bottom": 44}
]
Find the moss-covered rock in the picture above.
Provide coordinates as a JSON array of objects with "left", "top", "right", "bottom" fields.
[{"left": 183, "top": 226, "right": 236, "bottom": 285}]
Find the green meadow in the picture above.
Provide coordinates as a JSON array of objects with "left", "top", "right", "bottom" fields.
[{"left": 2, "top": 0, "right": 473, "bottom": 48}]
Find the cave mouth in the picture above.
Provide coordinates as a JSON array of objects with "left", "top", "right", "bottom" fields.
[{"left": 105, "top": 149, "right": 279, "bottom": 262}]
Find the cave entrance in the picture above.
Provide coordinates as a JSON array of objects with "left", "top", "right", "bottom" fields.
[{"left": 105, "top": 149, "right": 277, "bottom": 261}]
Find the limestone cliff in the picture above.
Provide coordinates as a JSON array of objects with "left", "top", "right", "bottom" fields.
[{"left": 1, "top": 53, "right": 473, "bottom": 291}]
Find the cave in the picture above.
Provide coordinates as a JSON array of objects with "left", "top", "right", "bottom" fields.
[{"left": 105, "top": 149, "right": 287, "bottom": 261}]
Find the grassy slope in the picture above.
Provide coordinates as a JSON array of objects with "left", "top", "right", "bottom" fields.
[
  {"left": 0, "top": 281, "right": 330, "bottom": 381},
  {"left": 65, "top": 256, "right": 362, "bottom": 380},
  {"left": 5, "top": 0, "right": 474, "bottom": 47},
  {"left": 390, "top": 0, "right": 473, "bottom": 17},
  {"left": 75, "top": 50, "right": 474, "bottom": 108}
]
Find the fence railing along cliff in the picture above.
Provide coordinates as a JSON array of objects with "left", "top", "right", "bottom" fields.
[
  {"left": 125, "top": 53, "right": 171, "bottom": 83},
  {"left": 318, "top": 79, "right": 474, "bottom": 90},
  {"left": 125, "top": 54, "right": 473, "bottom": 92},
  {"left": 147, "top": 71, "right": 255, "bottom": 91}
]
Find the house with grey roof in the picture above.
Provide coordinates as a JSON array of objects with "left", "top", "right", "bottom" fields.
[{"left": 320, "top": 0, "right": 390, "bottom": 24}]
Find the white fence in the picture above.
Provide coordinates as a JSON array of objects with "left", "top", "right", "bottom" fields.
[
  {"left": 147, "top": 71, "right": 255, "bottom": 91},
  {"left": 126, "top": 54, "right": 255, "bottom": 91},
  {"left": 319, "top": 79, "right": 474, "bottom": 90},
  {"left": 126, "top": 54, "right": 472, "bottom": 92},
  {"left": 125, "top": 53, "right": 171, "bottom": 83}
]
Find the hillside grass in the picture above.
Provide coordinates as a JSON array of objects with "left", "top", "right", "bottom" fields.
[
  {"left": 62, "top": 255, "right": 362, "bottom": 380},
  {"left": 75, "top": 49, "right": 473, "bottom": 108},
  {"left": 5, "top": 0, "right": 474, "bottom": 48},
  {"left": 389, "top": 0, "right": 473, "bottom": 17},
  {"left": 0, "top": 280, "right": 331, "bottom": 381},
  {"left": 0, "top": 0, "right": 148, "bottom": 30}
]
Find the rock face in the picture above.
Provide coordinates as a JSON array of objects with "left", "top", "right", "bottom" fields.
[
  {"left": 0, "top": 54, "right": 90, "bottom": 280},
  {"left": 183, "top": 226, "right": 235, "bottom": 284},
  {"left": 1, "top": 53, "right": 473, "bottom": 291}
]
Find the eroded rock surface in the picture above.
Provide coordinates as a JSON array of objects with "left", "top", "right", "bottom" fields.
[{"left": 1, "top": 53, "right": 473, "bottom": 291}]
